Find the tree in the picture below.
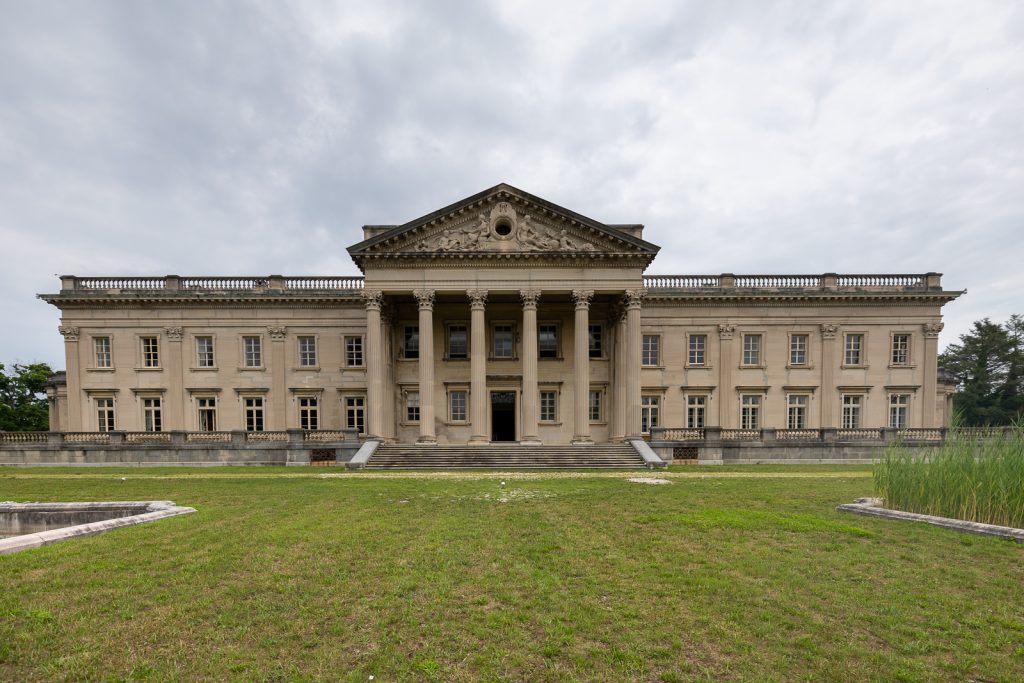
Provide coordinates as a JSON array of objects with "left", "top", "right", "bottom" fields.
[
  {"left": 939, "top": 317, "right": 1024, "bottom": 425},
  {"left": 0, "top": 362, "right": 53, "bottom": 431}
]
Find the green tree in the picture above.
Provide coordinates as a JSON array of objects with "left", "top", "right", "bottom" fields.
[
  {"left": 0, "top": 362, "right": 53, "bottom": 431},
  {"left": 939, "top": 318, "right": 1023, "bottom": 425}
]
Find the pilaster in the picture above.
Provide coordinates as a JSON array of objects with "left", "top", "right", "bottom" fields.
[
  {"left": 922, "top": 322, "right": 943, "bottom": 427},
  {"left": 717, "top": 324, "right": 735, "bottom": 428},
  {"left": 415, "top": 289, "right": 437, "bottom": 444},
  {"left": 820, "top": 323, "right": 839, "bottom": 428},
  {"left": 572, "top": 289, "right": 594, "bottom": 444},
  {"left": 58, "top": 325, "right": 82, "bottom": 430},
  {"left": 520, "top": 290, "right": 541, "bottom": 444},
  {"left": 268, "top": 326, "right": 287, "bottom": 430},
  {"left": 164, "top": 326, "right": 184, "bottom": 429}
]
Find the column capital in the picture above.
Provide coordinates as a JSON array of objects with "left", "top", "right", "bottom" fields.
[
  {"left": 467, "top": 289, "right": 488, "bottom": 309},
  {"left": 164, "top": 326, "right": 183, "bottom": 342},
  {"left": 520, "top": 289, "right": 541, "bottom": 309},
  {"left": 267, "top": 326, "right": 287, "bottom": 341},
  {"left": 820, "top": 323, "right": 839, "bottom": 339},
  {"left": 922, "top": 322, "right": 944, "bottom": 338},
  {"left": 362, "top": 289, "right": 383, "bottom": 311},
  {"left": 572, "top": 289, "right": 595, "bottom": 309},
  {"left": 718, "top": 323, "right": 736, "bottom": 339},
  {"left": 623, "top": 288, "right": 646, "bottom": 310},
  {"left": 414, "top": 289, "right": 436, "bottom": 310},
  {"left": 58, "top": 325, "right": 80, "bottom": 342}
]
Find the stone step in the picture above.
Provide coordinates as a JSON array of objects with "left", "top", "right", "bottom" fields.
[{"left": 365, "top": 443, "right": 645, "bottom": 469}]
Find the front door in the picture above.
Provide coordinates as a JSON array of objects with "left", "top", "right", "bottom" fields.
[{"left": 491, "top": 391, "right": 516, "bottom": 442}]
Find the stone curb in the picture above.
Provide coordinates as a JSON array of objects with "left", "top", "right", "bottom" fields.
[{"left": 838, "top": 498, "right": 1024, "bottom": 543}]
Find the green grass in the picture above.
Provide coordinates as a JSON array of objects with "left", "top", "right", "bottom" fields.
[
  {"left": 1, "top": 468, "right": 1022, "bottom": 681},
  {"left": 875, "top": 429, "right": 1024, "bottom": 527}
]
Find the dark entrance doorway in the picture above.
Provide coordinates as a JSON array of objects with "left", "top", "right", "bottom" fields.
[{"left": 491, "top": 391, "right": 516, "bottom": 442}]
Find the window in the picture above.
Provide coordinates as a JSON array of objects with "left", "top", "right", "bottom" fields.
[
  {"left": 588, "top": 325, "right": 603, "bottom": 359},
  {"left": 197, "top": 397, "right": 217, "bottom": 431},
  {"left": 540, "top": 390, "right": 557, "bottom": 422},
  {"left": 298, "top": 336, "right": 317, "bottom": 367},
  {"left": 143, "top": 397, "right": 162, "bottom": 432},
  {"left": 96, "top": 398, "right": 115, "bottom": 432},
  {"left": 841, "top": 395, "right": 863, "bottom": 429},
  {"left": 94, "top": 337, "right": 111, "bottom": 368},
  {"left": 345, "top": 336, "right": 364, "bottom": 367},
  {"left": 844, "top": 334, "right": 864, "bottom": 366},
  {"left": 642, "top": 335, "right": 660, "bottom": 366},
  {"left": 299, "top": 396, "right": 319, "bottom": 430},
  {"left": 141, "top": 336, "right": 159, "bottom": 368},
  {"left": 196, "top": 336, "right": 215, "bottom": 368},
  {"left": 742, "top": 334, "right": 762, "bottom": 366},
  {"left": 406, "top": 391, "right": 420, "bottom": 423},
  {"left": 538, "top": 324, "right": 558, "bottom": 358},
  {"left": 243, "top": 336, "right": 262, "bottom": 368},
  {"left": 789, "top": 334, "right": 808, "bottom": 366},
  {"left": 891, "top": 334, "right": 910, "bottom": 366},
  {"left": 449, "top": 390, "right": 468, "bottom": 422},
  {"left": 641, "top": 396, "right": 660, "bottom": 434},
  {"left": 889, "top": 394, "right": 910, "bottom": 429},
  {"left": 787, "top": 394, "right": 808, "bottom": 429},
  {"left": 447, "top": 324, "right": 468, "bottom": 359},
  {"left": 404, "top": 326, "right": 419, "bottom": 360},
  {"left": 740, "top": 395, "right": 761, "bottom": 429},
  {"left": 244, "top": 396, "right": 265, "bottom": 432},
  {"left": 688, "top": 334, "right": 706, "bottom": 366},
  {"left": 345, "top": 396, "right": 365, "bottom": 433},
  {"left": 588, "top": 390, "right": 602, "bottom": 422},
  {"left": 686, "top": 395, "right": 706, "bottom": 429},
  {"left": 493, "top": 324, "right": 514, "bottom": 358}
]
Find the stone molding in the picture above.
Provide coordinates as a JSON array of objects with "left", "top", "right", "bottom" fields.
[
  {"left": 466, "top": 289, "right": 488, "bottom": 309},
  {"left": 572, "top": 289, "right": 595, "bottom": 309},
  {"left": 267, "top": 326, "right": 287, "bottom": 341},
  {"left": 519, "top": 290, "right": 541, "bottom": 309},
  {"left": 623, "top": 289, "right": 646, "bottom": 309},
  {"left": 362, "top": 289, "right": 383, "bottom": 311},
  {"left": 923, "top": 322, "right": 944, "bottom": 338},
  {"left": 164, "top": 326, "right": 183, "bottom": 342},
  {"left": 717, "top": 324, "right": 736, "bottom": 339},
  {"left": 58, "top": 325, "right": 80, "bottom": 342},
  {"left": 414, "top": 289, "right": 436, "bottom": 310},
  {"left": 820, "top": 324, "right": 840, "bottom": 339}
]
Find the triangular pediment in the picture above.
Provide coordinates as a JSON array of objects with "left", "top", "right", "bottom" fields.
[{"left": 348, "top": 184, "right": 659, "bottom": 268}]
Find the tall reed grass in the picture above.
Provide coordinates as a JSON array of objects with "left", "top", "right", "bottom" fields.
[{"left": 874, "top": 427, "right": 1024, "bottom": 528}]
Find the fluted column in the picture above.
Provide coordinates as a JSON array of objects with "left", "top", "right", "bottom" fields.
[
  {"left": 415, "top": 289, "right": 437, "bottom": 444},
  {"left": 610, "top": 307, "right": 627, "bottom": 441},
  {"left": 624, "top": 289, "right": 645, "bottom": 438},
  {"left": 718, "top": 324, "right": 735, "bottom": 428},
  {"left": 58, "top": 325, "right": 82, "bottom": 430},
  {"left": 520, "top": 290, "right": 541, "bottom": 444},
  {"left": 363, "top": 291, "right": 384, "bottom": 438},
  {"left": 820, "top": 324, "right": 838, "bottom": 428},
  {"left": 572, "top": 289, "right": 595, "bottom": 443},
  {"left": 922, "top": 322, "right": 943, "bottom": 427},
  {"left": 381, "top": 306, "right": 396, "bottom": 439},
  {"left": 468, "top": 289, "right": 489, "bottom": 444}
]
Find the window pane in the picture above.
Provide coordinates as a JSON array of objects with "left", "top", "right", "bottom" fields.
[
  {"left": 688, "top": 335, "right": 705, "bottom": 366},
  {"left": 450, "top": 391, "right": 467, "bottom": 421},
  {"left": 642, "top": 335, "right": 659, "bottom": 366},
  {"left": 299, "top": 336, "right": 317, "bottom": 367},
  {"left": 404, "top": 327, "right": 419, "bottom": 359},
  {"left": 588, "top": 325, "right": 602, "bottom": 358},
  {"left": 346, "top": 336, "right": 364, "bottom": 367},
  {"left": 686, "top": 395, "right": 706, "bottom": 428},
  {"left": 407, "top": 392, "right": 420, "bottom": 422},
  {"left": 448, "top": 325, "right": 468, "bottom": 359},
  {"left": 845, "top": 334, "right": 863, "bottom": 365},
  {"left": 891, "top": 335, "right": 909, "bottom": 365},
  {"left": 493, "top": 325, "right": 513, "bottom": 358},
  {"left": 94, "top": 337, "right": 111, "bottom": 368},
  {"left": 742, "top": 335, "right": 761, "bottom": 366},
  {"left": 196, "top": 336, "right": 214, "bottom": 368},
  {"left": 540, "top": 391, "right": 556, "bottom": 422},
  {"left": 244, "top": 336, "right": 262, "bottom": 367},
  {"left": 790, "top": 334, "right": 807, "bottom": 366},
  {"left": 588, "top": 390, "right": 601, "bottom": 421}
]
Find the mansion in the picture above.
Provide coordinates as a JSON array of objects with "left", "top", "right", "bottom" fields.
[{"left": 40, "top": 184, "right": 962, "bottom": 446}]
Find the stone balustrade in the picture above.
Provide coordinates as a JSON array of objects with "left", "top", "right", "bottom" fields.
[
  {"left": 59, "top": 275, "right": 365, "bottom": 292},
  {"left": 642, "top": 273, "right": 941, "bottom": 291}
]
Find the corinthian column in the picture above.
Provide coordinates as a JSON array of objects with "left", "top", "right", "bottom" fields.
[
  {"left": 572, "top": 289, "right": 595, "bottom": 443},
  {"left": 610, "top": 306, "right": 627, "bottom": 442},
  {"left": 624, "top": 289, "right": 645, "bottom": 438},
  {"left": 718, "top": 324, "right": 735, "bottom": 428},
  {"left": 922, "top": 322, "right": 943, "bottom": 427},
  {"left": 58, "top": 325, "right": 82, "bottom": 430},
  {"left": 468, "top": 289, "right": 489, "bottom": 444},
  {"left": 414, "top": 289, "right": 437, "bottom": 444},
  {"left": 520, "top": 290, "right": 541, "bottom": 444},
  {"left": 819, "top": 324, "right": 838, "bottom": 428},
  {"left": 363, "top": 290, "right": 384, "bottom": 438}
]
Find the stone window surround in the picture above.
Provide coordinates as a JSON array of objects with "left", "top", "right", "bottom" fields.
[
  {"left": 238, "top": 333, "right": 265, "bottom": 371},
  {"left": 588, "top": 383, "right": 608, "bottom": 424},
  {"left": 787, "top": 332, "right": 814, "bottom": 369},
  {"left": 89, "top": 335, "right": 113, "bottom": 371},
  {"left": 443, "top": 320, "right": 470, "bottom": 361},
  {"left": 889, "top": 331, "right": 915, "bottom": 368},
  {"left": 295, "top": 334, "right": 319, "bottom": 370},
  {"left": 786, "top": 392, "right": 811, "bottom": 429},
  {"left": 344, "top": 334, "right": 365, "bottom": 368},
  {"left": 490, "top": 321, "right": 518, "bottom": 360},
  {"left": 398, "top": 383, "right": 421, "bottom": 425},
  {"left": 338, "top": 390, "right": 367, "bottom": 434},
  {"left": 135, "top": 333, "right": 162, "bottom": 371},
  {"left": 538, "top": 320, "right": 562, "bottom": 360},
  {"left": 641, "top": 333, "right": 662, "bottom": 367},
  {"left": 842, "top": 331, "right": 869, "bottom": 369},
  {"left": 447, "top": 384, "right": 470, "bottom": 424},
  {"left": 192, "top": 333, "right": 217, "bottom": 371},
  {"left": 739, "top": 331, "right": 766, "bottom": 369},
  {"left": 685, "top": 332, "right": 711, "bottom": 369}
]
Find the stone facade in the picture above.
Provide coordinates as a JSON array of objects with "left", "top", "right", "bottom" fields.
[{"left": 38, "top": 184, "right": 963, "bottom": 444}]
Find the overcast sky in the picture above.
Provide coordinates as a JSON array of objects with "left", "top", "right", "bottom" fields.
[{"left": 2, "top": 1, "right": 1022, "bottom": 369}]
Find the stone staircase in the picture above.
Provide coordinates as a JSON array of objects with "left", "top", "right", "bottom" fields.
[{"left": 364, "top": 443, "right": 648, "bottom": 469}]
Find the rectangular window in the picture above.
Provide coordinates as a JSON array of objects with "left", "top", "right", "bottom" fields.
[
  {"left": 404, "top": 326, "right": 419, "bottom": 360},
  {"left": 889, "top": 394, "right": 910, "bottom": 429},
  {"left": 891, "top": 334, "right": 910, "bottom": 366},
  {"left": 789, "top": 334, "right": 808, "bottom": 366},
  {"left": 141, "top": 336, "right": 159, "bottom": 368},
  {"left": 94, "top": 337, "right": 111, "bottom": 368},
  {"left": 742, "top": 334, "right": 762, "bottom": 366},
  {"left": 740, "top": 394, "right": 761, "bottom": 429},
  {"left": 197, "top": 397, "right": 217, "bottom": 431},
  {"left": 841, "top": 395, "right": 863, "bottom": 429},
  {"left": 642, "top": 335, "right": 660, "bottom": 366},
  {"left": 298, "top": 336, "right": 317, "bottom": 367},
  {"left": 787, "top": 394, "right": 808, "bottom": 429},
  {"left": 493, "top": 324, "right": 514, "bottom": 359},
  {"left": 686, "top": 395, "right": 706, "bottom": 429},
  {"left": 588, "top": 390, "right": 602, "bottom": 422},
  {"left": 143, "top": 397, "right": 162, "bottom": 432},
  {"left": 345, "top": 396, "right": 365, "bottom": 433},
  {"left": 641, "top": 396, "right": 660, "bottom": 434},
  {"left": 448, "top": 324, "right": 468, "bottom": 359},
  {"left": 449, "top": 390, "right": 467, "bottom": 422},
  {"left": 844, "top": 334, "right": 864, "bottom": 366},
  {"left": 538, "top": 324, "right": 558, "bottom": 358},
  {"left": 299, "top": 396, "right": 319, "bottom": 430},
  {"left": 244, "top": 396, "right": 265, "bottom": 432},
  {"left": 243, "top": 336, "right": 262, "bottom": 368},
  {"left": 406, "top": 391, "right": 420, "bottom": 423},
  {"left": 688, "top": 334, "right": 706, "bottom": 366},
  {"left": 540, "top": 390, "right": 557, "bottom": 422},
  {"left": 96, "top": 398, "right": 115, "bottom": 432},
  {"left": 196, "top": 336, "right": 215, "bottom": 368},
  {"left": 345, "top": 336, "right": 364, "bottom": 367},
  {"left": 588, "top": 325, "right": 603, "bottom": 359}
]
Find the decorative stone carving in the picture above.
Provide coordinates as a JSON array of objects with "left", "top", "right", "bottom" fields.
[
  {"left": 923, "top": 322, "right": 944, "bottom": 338},
  {"left": 414, "top": 289, "right": 436, "bottom": 310},
  {"left": 436, "top": 215, "right": 487, "bottom": 252},
  {"left": 718, "top": 324, "right": 736, "bottom": 339},
  {"left": 572, "top": 289, "right": 595, "bottom": 309},
  {"left": 520, "top": 289, "right": 541, "bottom": 310},
  {"left": 164, "top": 326, "right": 183, "bottom": 341},
  {"left": 267, "top": 326, "right": 287, "bottom": 341},
  {"left": 467, "top": 289, "right": 488, "bottom": 309},
  {"left": 820, "top": 324, "right": 839, "bottom": 339},
  {"left": 58, "top": 325, "right": 79, "bottom": 342},
  {"left": 623, "top": 289, "right": 646, "bottom": 310},
  {"left": 395, "top": 211, "right": 601, "bottom": 255},
  {"left": 362, "top": 289, "right": 383, "bottom": 311}
]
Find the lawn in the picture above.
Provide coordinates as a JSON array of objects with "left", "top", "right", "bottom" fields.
[{"left": 1, "top": 467, "right": 1022, "bottom": 682}]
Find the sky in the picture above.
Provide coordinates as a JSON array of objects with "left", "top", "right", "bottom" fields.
[{"left": 1, "top": 0, "right": 1022, "bottom": 369}]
